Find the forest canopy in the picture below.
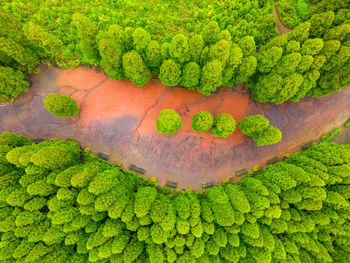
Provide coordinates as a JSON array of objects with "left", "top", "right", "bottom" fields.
[
  {"left": 0, "top": 0, "right": 348, "bottom": 103},
  {"left": 0, "top": 132, "right": 350, "bottom": 262}
]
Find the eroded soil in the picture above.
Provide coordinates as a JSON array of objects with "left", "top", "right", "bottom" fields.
[{"left": 1, "top": 66, "right": 349, "bottom": 189}]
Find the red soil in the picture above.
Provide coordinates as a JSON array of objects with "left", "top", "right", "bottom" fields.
[{"left": 1, "top": 65, "right": 349, "bottom": 190}]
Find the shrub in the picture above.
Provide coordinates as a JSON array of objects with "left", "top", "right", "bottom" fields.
[
  {"left": 156, "top": 109, "right": 182, "bottom": 135},
  {"left": 43, "top": 94, "right": 79, "bottom": 118},
  {"left": 237, "top": 115, "right": 269, "bottom": 136},
  {"left": 252, "top": 125, "right": 282, "bottom": 146},
  {"left": 192, "top": 111, "right": 214, "bottom": 132},
  {"left": 211, "top": 113, "right": 236, "bottom": 138}
]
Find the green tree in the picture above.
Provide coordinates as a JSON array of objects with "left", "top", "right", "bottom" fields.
[
  {"left": 198, "top": 60, "right": 223, "bottom": 95},
  {"left": 156, "top": 109, "right": 182, "bottom": 135},
  {"left": 145, "top": 40, "right": 162, "bottom": 70},
  {"left": 252, "top": 125, "right": 282, "bottom": 146},
  {"left": 201, "top": 21, "right": 220, "bottom": 44},
  {"left": 308, "top": 11, "right": 334, "bottom": 37},
  {"left": 0, "top": 37, "right": 39, "bottom": 67},
  {"left": 189, "top": 35, "right": 204, "bottom": 63},
  {"left": 133, "top": 27, "right": 151, "bottom": 56},
  {"left": 257, "top": 47, "right": 283, "bottom": 73},
  {"left": 180, "top": 62, "right": 201, "bottom": 89},
  {"left": 301, "top": 38, "right": 324, "bottom": 55},
  {"left": 134, "top": 187, "right": 158, "bottom": 218},
  {"left": 43, "top": 94, "right": 79, "bottom": 118},
  {"left": 122, "top": 51, "right": 150, "bottom": 86},
  {"left": 159, "top": 59, "right": 181, "bottom": 87},
  {"left": 192, "top": 111, "right": 214, "bottom": 132},
  {"left": 211, "top": 113, "right": 236, "bottom": 138},
  {"left": 22, "top": 22, "right": 64, "bottom": 59},
  {"left": 98, "top": 25, "right": 124, "bottom": 80},
  {"left": 72, "top": 13, "right": 100, "bottom": 64},
  {"left": 0, "top": 66, "right": 29, "bottom": 100},
  {"left": 30, "top": 142, "right": 80, "bottom": 170},
  {"left": 237, "top": 115, "right": 270, "bottom": 136},
  {"left": 238, "top": 36, "right": 256, "bottom": 57},
  {"left": 209, "top": 40, "right": 230, "bottom": 67},
  {"left": 169, "top": 34, "right": 189, "bottom": 64}
]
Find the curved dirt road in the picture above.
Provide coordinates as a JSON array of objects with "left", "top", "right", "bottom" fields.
[
  {"left": 1, "top": 66, "right": 349, "bottom": 190},
  {"left": 273, "top": 6, "right": 291, "bottom": 35}
]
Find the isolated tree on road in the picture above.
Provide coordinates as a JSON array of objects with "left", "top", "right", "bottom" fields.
[
  {"left": 237, "top": 115, "right": 269, "bottom": 136},
  {"left": 192, "top": 111, "right": 213, "bottom": 132},
  {"left": 43, "top": 94, "right": 79, "bottom": 118},
  {"left": 211, "top": 113, "right": 236, "bottom": 138},
  {"left": 156, "top": 109, "right": 182, "bottom": 135}
]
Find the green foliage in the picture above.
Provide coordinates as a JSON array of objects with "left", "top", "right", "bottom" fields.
[
  {"left": 0, "top": 37, "right": 39, "bottom": 67},
  {"left": 156, "top": 109, "right": 182, "bottom": 135},
  {"left": 192, "top": 111, "right": 214, "bottom": 132},
  {"left": 238, "top": 115, "right": 282, "bottom": 146},
  {"left": 211, "top": 113, "right": 236, "bottom": 138},
  {"left": 159, "top": 59, "right": 181, "bottom": 87},
  {"left": 43, "top": 94, "right": 79, "bottom": 118},
  {"left": 0, "top": 66, "right": 29, "bottom": 100},
  {"left": 238, "top": 115, "right": 270, "bottom": 136},
  {"left": 253, "top": 126, "right": 282, "bottom": 146},
  {"left": 122, "top": 51, "right": 150, "bottom": 86},
  {"left": 180, "top": 62, "right": 201, "bottom": 89},
  {"left": 97, "top": 25, "right": 124, "bottom": 80},
  {"left": 0, "top": 0, "right": 347, "bottom": 103},
  {"left": 198, "top": 60, "right": 223, "bottom": 95},
  {"left": 72, "top": 12, "right": 100, "bottom": 64},
  {"left": 1, "top": 133, "right": 350, "bottom": 262},
  {"left": 30, "top": 142, "right": 80, "bottom": 170}
]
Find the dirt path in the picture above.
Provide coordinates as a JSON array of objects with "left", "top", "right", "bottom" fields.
[
  {"left": 1, "top": 66, "right": 349, "bottom": 190},
  {"left": 273, "top": 6, "right": 291, "bottom": 35}
]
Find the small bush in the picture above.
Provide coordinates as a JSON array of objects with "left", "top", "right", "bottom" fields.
[
  {"left": 192, "top": 111, "right": 213, "bottom": 132},
  {"left": 211, "top": 113, "right": 236, "bottom": 138},
  {"left": 43, "top": 94, "right": 79, "bottom": 118},
  {"left": 156, "top": 109, "right": 182, "bottom": 135}
]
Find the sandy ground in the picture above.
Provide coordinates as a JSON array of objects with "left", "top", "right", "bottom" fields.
[{"left": 1, "top": 65, "right": 349, "bottom": 189}]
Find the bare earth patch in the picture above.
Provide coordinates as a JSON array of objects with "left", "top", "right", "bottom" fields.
[{"left": 1, "top": 65, "right": 349, "bottom": 189}]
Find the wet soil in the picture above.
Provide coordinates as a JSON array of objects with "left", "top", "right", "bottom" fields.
[{"left": 1, "top": 65, "right": 349, "bottom": 190}]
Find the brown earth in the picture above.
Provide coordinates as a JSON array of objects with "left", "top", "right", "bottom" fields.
[
  {"left": 273, "top": 6, "right": 291, "bottom": 35},
  {"left": 1, "top": 65, "right": 350, "bottom": 190}
]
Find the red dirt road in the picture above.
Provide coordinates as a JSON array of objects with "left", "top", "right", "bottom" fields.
[{"left": 1, "top": 65, "right": 349, "bottom": 190}]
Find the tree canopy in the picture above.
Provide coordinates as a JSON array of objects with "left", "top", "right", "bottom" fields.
[
  {"left": 0, "top": 132, "right": 350, "bottom": 262},
  {"left": 43, "top": 94, "right": 79, "bottom": 118},
  {"left": 156, "top": 109, "right": 182, "bottom": 135},
  {"left": 192, "top": 111, "right": 214, "bottom": 132},
  {"left": 211, "top": 113, "right": 236, "bottom": 138}
]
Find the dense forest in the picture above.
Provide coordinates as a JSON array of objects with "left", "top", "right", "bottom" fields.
[
  {"left": 0, "top": 0, "right": 349, "bottom": 103},
  {"left": 276, "top": 0, "right": 349, "bottom": 28},
  {"left": 0, "top": 132, "right": 350, "bottom": 262}
]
